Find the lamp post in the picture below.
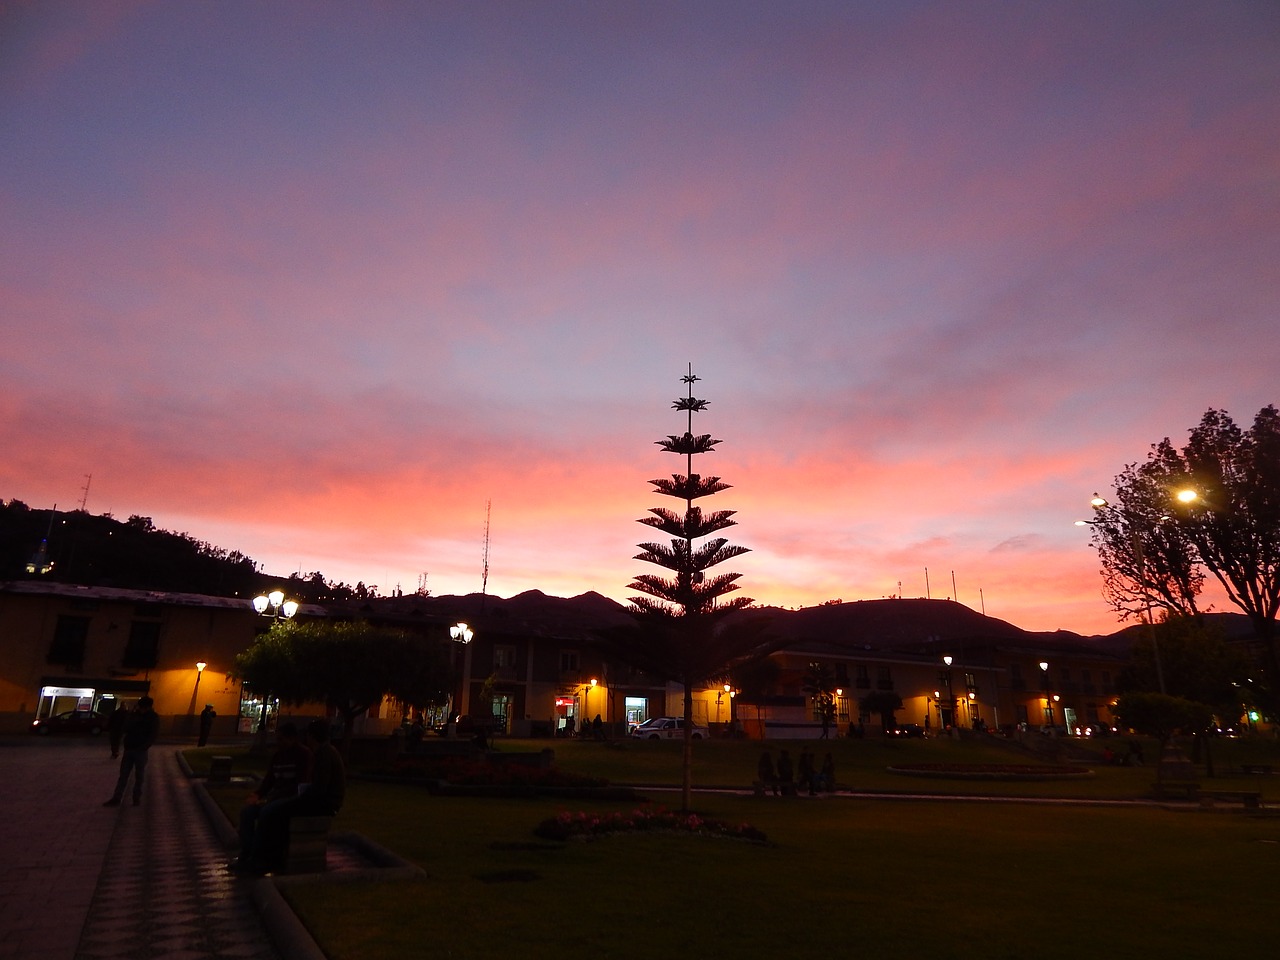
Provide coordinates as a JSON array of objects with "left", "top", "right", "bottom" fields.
[
  {"left": 248, "top": 591, "right": 297, "bottom": 737},
  {"left": 1039, "top": 661, "right": 1054, "bottom": 728},
  {"left": 941, "top": 655, "right": 955, "bottom": 731},
  {"left": 450, "top": 622, "right": 474, "bottom": 722},
  {"left": 195, "top": 660, "right": 207, "bottom": 695},
  {"left": 252, "top": 589, "right": 299, "bottom": 621}
]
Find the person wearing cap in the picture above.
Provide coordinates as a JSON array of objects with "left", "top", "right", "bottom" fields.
[{"left": 103, "top": 696, "right": 159, "bottom": 807}]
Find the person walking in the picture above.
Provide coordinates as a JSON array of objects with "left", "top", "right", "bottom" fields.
[
  {"left": 198, "top": 703, "right": 216, "bottom": 746},
  {"left": 103, "top": 696, "right": 159, "bottom": 807}
]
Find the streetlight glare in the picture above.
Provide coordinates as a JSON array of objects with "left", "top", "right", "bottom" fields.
[{"left": 1176, "top": 489, "right": 1198, "bottom": 504}]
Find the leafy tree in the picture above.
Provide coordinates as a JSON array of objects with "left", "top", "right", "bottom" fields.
[
  {"left": 802, "top": 661, "right": 838, "bottom": 738},
  {"left": 1112, "top": 692, "right": 1213, "bottom": 781},
  {"left": 1118, "top": 615, "right": 1247, "bottom": 721},
  {"left": 609, "top": 367, "right": 767, "bottom": 811},
  {"left": 859, "top": 690, "right": 904, "bottom": 731},
  {"left": 232, "top": 620, "right": 453, "bottom": 752},
  {"left": 1089, "top": 406, "right": 1280, "bottom": 715}
]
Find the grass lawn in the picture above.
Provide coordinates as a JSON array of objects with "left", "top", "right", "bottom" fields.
[{"left": 191, "top": 734, "right": 1280, "bottom": 959}]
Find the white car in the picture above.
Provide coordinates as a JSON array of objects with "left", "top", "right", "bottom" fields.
[{"left": 629, "top": 717, "right": 708, "bottom": 740}]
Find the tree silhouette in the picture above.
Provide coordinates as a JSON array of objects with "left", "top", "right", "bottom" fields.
[
  {"left": 232, "top": 619, "right": 453, "bottom": 754},
  {"left": 1089, "top": 405, "right": 1280, "bottom": 715},
  {"left": 613, "top": 366, "right": 764, "bottom": 810}
]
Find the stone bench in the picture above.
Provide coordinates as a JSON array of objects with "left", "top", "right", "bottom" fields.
[
  {"left": 285, "top": 816, "right": 334, "bottom": 874},
  {"left": 1199, "top": 790, "right": 1262, "bottom": 810}
]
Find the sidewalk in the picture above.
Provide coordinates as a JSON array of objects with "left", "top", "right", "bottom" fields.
[{"left": 0, "top": 737, "right": 284, "bottom": 960}]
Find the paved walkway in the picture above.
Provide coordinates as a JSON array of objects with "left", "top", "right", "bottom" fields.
[{"left": 0, "top": 737, "right": 283, "bottom": 960}]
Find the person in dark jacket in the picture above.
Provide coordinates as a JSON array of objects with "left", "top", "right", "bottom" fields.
[
  {"left": 198, "top": 704, "right": 217, "bottom": 746},
  {"left": 230, "top": 722, "right": 311, "bottom": 870},
  {"left": 106, "top": 703, "right": 129, "bottom": 759},
  {"left": 236, "top": 720, "right": 345, "bottom": 876},
  {"left": 103, "top": 696, "right": 159, "bottom": 807},
  {"left": 776, "top": 749, "right": 794, "bottom": 787}
]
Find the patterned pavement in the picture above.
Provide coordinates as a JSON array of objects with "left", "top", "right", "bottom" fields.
[{"left": 0, "top": 737, "right": 282, "bottom": 960}]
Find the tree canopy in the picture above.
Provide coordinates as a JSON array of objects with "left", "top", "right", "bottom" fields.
[
  {"left": 231, "top": 620, "right": 453, "bottom": 748},
  {"left": 1088, "top": 405, "right": 1280, "bottom": 714}
]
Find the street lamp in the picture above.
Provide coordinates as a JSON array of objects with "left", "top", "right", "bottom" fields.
[
  {"left": 252, "top": 589, "right": 298, "bottom": 620},
  {"left": 450, "top": 623, "right": 474, "bottom": 721},
  {"left": 1039, "top": 661, "right": 1054, "bottom": 727},
  {"left": 941, "top": 655, "right": 955, "bottom": 730},
  {"left": 195, "top": 660, "right": 207, "bottom": 695}
]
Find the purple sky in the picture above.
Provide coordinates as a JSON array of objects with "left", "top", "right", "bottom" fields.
[{"left": 3, "top": 1, "right": 1277, "bottom": 634}]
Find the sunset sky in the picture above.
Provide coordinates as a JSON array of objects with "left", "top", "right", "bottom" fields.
[{"left": 3, "top": 1, "right": 1277, "bottom": 635}]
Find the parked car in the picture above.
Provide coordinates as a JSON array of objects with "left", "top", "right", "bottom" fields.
[
  {"left": 31, "top": 709, "right": 107, "bottom": 736},
  {"left": 629, "top": 717, "right": 708, "bottom": 740},
  {"left": 887, "top": 722, "right": 925, "bottom": 738}
]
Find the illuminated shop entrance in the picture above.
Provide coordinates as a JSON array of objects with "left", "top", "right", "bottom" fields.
[
  {"left": 34, "top": 678, "right": 151, "bottom": 719},
  {"left": 625, "top": 697, "right": 648, "bottom": 728}
]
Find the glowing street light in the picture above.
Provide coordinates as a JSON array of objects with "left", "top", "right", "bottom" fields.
[
  {"left": 450, "top": 623, "right": 474, "bottom": 721},
  {"left": 252, "top": 589, "right": 298, "bottom": 620}
]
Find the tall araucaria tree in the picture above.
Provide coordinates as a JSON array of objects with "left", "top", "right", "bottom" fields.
[{"left": 622, "top": 366, "right": 766, "bottom": 810}]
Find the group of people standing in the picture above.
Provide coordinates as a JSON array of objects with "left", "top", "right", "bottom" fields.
[{"left": 757, "top": 747, "right": 837, "bottom": 796}]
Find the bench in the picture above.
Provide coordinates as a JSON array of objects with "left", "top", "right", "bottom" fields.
[
  {"left": 284, "top": 815, "right": 334, "bottom": 874},
  {"left": 1152, "top": 779, "right": 1200, "bottom": 801},
  {"left": 1199, "top": 790, "right": 1263, "bottom": 810}
]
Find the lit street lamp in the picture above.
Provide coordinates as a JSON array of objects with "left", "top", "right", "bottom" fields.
[
  {"left": 450, "top": 623, "right": 474, "bottom": 721},
  {"left": 195, "top": 660, "right": 207, "bottom": 695},
  {"left": 1039, "top": 661, "right": 1055, "bottom": 728},
  {"left": 941, "top": 655, "right": 955, "bottom": 730},
  {"left": 252, "top": 589, "right": 299, "bottom": 621}
]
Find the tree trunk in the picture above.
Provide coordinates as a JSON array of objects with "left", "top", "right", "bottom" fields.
[{"left": 681, "top": 682, "right": 693, "bottom": 812}]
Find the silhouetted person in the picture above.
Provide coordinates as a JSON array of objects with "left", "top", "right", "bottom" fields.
[
  {"left": 592, "top": 714, "right": 603, "bottom": 740},
  {"left": 231, "top": 722, "right": 311, "bottom": 872},
  {"left": 238, "top": 720, "right": 345, "bottom": 876},
  {"left": 103, "top": 696, "right": 159, "bottom": 807},
  {"left": 820, "top": 752, "right": 836, "bottom": 792},
  {"left": 757, "top": 750, "right": 779, "bottom": 795},
  {"left": 198, "top": 704, "right": 216, "bottom": 746},
  {"left": 777, "top": 749, "right": 794, "bottom": 792},
  {"left": 106, "top": 703, "right": 128, "bottom": 759},
  {"left": 797, "top": 749, "right": 816, "bottom": 795}
]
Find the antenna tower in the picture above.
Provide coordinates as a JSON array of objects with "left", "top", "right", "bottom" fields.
[{"left": 481, "top": 499, "right": 491, "bottom": 597}]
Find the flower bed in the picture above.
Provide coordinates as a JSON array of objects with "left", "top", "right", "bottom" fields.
[
  {"left": 534, "top": 806, "right": 768, "bottom": 843},
  {"left": 886, "top": 762, "right": 1094, "bottom": 781},
  {"left": 380, "top": 756, "right": 609, "bottom": 789}
]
